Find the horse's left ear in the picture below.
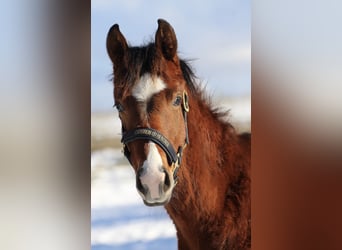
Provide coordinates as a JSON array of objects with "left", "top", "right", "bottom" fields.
[{"left": 155, "top": 19, "right": 178, "bottom": 61}]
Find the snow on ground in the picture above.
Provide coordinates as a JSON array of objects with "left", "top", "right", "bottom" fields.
[
  {"left": 91, "top": 96, "right": 250, "bottom": 250},
  {"left": 91, "top": 112, "right": 121, "bottom": 140},
  {"left": 91, "top": 149, "right": 177, "bottom": 250}
]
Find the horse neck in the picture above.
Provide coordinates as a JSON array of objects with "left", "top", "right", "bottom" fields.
[
  {"left": 165, "top": 91, "right": 251, "bottom": 249},
  {"left": 167, "top": 93, "right": 238, "bottom": 218}
]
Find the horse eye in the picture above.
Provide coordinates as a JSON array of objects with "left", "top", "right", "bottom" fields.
[
  {"left": 114, "top": 103, "right": 124, "bottom": 112},
  {"left": 173, "top": 96, "right": 182, "bottom": 106}
]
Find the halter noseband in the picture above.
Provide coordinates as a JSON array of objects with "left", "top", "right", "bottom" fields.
[{"left": 121, "top": 91, "right": 190, "bottom": 181}]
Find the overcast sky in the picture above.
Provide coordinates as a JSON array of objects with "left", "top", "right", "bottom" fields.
[{"left": 91, "top": 0, "right": 250, "bottom": 111}]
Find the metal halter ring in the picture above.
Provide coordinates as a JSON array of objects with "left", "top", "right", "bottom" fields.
[{"left": 182, "top": 91, "right": 189, "bottom": 112}]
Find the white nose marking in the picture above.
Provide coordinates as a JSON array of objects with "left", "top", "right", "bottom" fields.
[{"left": 139, "top": 142, "right": 165, "bottom": 199}]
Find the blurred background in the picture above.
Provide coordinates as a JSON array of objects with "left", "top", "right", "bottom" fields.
[
  {"left": 91, "top": 1, "right": 250, "bottom": 249},
  {"left": 1, "top": 0, "right": 341, "bottom": 249}
]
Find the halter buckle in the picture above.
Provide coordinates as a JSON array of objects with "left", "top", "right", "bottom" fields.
[
  {"left": 182, "top": 91, "right": 189, "bottom": 112},
  {"left": 172, "top": 152, "right": 181, "bottom": 185}
]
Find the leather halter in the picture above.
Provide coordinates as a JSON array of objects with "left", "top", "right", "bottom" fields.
[{"left": 121, "top": 91, "right": 190, "bottom": 181}]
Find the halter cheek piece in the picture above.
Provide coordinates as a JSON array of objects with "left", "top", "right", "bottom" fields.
[{"left": 121, "top": 91, "right": 190, "bottom": 182}]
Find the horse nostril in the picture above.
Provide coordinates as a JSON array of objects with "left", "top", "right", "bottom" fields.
[
  {"left": 137, "top": 167, "right": 145, "bottom": 177},
  {"left": 136, "top": 175, "right": 146, "bottom": 195},
  {"left": 136, "top": 168, "right": 147, "bottom": 195},
  {"left": 163, "top": 168, "right": 171, "bottom": 191}
]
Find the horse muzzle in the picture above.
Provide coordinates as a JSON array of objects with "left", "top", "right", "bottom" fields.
[
  {"left": 136, "top": 162, "right": 175, "bottom": 206},
  {"left": 121, "top": 128, "right": 185, "bottom": 206}
]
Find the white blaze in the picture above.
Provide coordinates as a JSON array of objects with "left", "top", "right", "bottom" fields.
[
  {"left": 139, "top": 142, "right": 165, "bottom": 199},
  {"left": 132, "top": 74, "right": 166, "bottom": 102},
  {"left": 132, "top": 74, "right": 167, "bottom": 200}
]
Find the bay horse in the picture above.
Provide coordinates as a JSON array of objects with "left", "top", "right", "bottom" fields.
[{"left": 106, "top": 19, "right": 250, "bottom": 250}]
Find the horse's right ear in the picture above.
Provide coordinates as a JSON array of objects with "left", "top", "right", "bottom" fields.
[{"left": 106, "top": 24, "right": 128, "bottom": 66}]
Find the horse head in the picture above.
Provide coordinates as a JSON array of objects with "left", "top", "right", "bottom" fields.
[{"left": 106, "top": 19, "right": 189, "bottom": 206}]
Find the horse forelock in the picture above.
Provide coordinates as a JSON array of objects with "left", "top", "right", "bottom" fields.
[{"left": 113, "top": 43, "right": 158, "bottom": 99}]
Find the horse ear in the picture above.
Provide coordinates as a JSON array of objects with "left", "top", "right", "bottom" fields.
[
  {"left": 106, "top": 24, "right": 128, "bottom": 67},
  {"left": 155, "top": 19, "right": 178, "bottom": 61}
]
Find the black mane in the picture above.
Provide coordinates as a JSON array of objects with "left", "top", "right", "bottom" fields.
[
  {"left": 179, "top": 59, "right": 199, "bottom": 95},
  {"left": 179, "top": 58, "right": 231, "bottom": 124}
]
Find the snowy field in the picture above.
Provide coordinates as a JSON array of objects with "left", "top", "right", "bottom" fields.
[
  {"left": 91, "top": 96, "right": 250, "bottom": 250},
  {"left": 91, "top": 148, "right": 177, "bottom": 250}
]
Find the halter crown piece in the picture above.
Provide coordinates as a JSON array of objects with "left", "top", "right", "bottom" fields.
[{"left": 121, "top": 91, "right": 190, "bottom": 182}]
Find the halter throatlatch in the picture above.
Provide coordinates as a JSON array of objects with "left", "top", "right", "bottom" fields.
[{"left": 121, "top": 91, "right": 190, "bottom": 182}]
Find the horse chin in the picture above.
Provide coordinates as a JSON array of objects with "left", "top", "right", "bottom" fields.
[
  {"left": 142, "top": 194, "right": 172, "bottom": 207},
  {"left": 143, "top": 199, "right": 169, "bottom": 207}
]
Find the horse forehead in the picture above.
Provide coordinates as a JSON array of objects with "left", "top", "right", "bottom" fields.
[{"left": 131, "top": 74, "right": 167, "bottom": 102}]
